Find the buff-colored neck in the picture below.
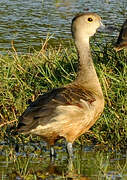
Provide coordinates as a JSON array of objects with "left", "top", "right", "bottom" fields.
[{"left": 74, "top": 37, "right": 103, "bottom": 97}]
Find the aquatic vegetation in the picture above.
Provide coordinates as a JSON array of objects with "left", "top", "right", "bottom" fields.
[{"left": 0, "top": 147, "right": 126, "bottom": 179}]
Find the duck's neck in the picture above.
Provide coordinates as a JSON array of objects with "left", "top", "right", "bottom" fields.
[{"left": 74, "top": 38, "right": 103, "bottom": 96}]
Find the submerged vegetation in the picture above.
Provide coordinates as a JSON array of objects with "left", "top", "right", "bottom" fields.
[
  {"left": 0, "top": 147, "right": 127, "bottom": 179},
  {"left": 0, "top": 38, "right": 127, "bottom": 150}
]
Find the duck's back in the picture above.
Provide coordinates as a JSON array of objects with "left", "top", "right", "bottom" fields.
[{"left": 114, "top": 19, "right": 127, "bottom": 51}]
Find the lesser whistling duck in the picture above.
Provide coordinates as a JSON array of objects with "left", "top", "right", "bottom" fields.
[
  {"left": 17, "top": 12, "right": 104, "bottom": 158},
  {"left": 114, "top": 19, "right": 127, "bottom": 51}
]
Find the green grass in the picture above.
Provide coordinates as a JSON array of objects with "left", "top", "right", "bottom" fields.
[{"left": 0, "top": 39, "right": 126, "bottom": 149}]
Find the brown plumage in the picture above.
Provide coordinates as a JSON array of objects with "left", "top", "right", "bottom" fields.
[
  {"left": 17, "top": 12, "right": 104, "bottom": 157},
  {"left": 114, "top": 19, "right": 127, "bottom": 51}
]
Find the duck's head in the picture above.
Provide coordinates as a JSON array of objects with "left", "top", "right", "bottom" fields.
[{"left": 71, "top": 12, "right": 103, "bottom": 40}]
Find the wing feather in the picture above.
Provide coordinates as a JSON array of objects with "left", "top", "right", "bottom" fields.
[{"left": 18, "top": 84, "right": 96, "bottom": 134}]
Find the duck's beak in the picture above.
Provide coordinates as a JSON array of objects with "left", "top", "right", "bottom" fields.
[
  {"left": 100, "top": 21, "right": 105, "bottom": 29},
  {"left": 97, "top": 21, "right": 105, "bottom": 32}
]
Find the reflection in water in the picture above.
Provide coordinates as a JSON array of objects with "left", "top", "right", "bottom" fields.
[
  {"left": 5, "top": 156, "right": 92, "bottom": 179},
  {"left": 0, "top": 145, "right": 126, "bottom": 179},
  {"left": 45, "top": 159, "right": 91, "bottom": 180}
]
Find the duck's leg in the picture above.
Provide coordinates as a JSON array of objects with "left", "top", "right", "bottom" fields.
[
  {"left": 67, "top": 142, "right": 73, "bottom": 158},
  {"left": 50, "top": 146, "right": 55, "bottom": 156},
  {"left": 50, "top": 145, "right": 56, "bottom": 157},
  {"left": 50, "top": 145, "right": 56, "bottom": 162}
]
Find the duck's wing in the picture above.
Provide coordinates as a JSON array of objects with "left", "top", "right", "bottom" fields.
[
  {"left": 17, "top": 84, "right": 96, "bottom": 133},
  {"left": 114, "top": 20, "right": 127, "bottom": 51}
]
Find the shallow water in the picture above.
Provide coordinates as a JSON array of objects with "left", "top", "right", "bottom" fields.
[
  {"left": 0, "top": 144, "right": 127, "bottom": 180},
  {"left": 0, "top": 0, "right": 127, "bottom": 52}
]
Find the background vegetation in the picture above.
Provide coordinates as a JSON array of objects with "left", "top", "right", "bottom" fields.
[{"left": 0, "top": 38, "right": 126, "bottom": 150}]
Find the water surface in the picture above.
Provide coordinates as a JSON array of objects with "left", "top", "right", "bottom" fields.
[
  {"left": 0, "top": 0, "right": 127, "bottom": 52},
  {"left": 0, "top": 144, "right": 127, "bottom": 179}
]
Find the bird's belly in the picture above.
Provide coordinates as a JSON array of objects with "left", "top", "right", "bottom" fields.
[{"left": 30, "top": 100, "right": 102, "bottom": 143}]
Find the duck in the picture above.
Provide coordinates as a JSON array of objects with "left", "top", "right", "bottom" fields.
[
  {"left": 114, "top": 19, "right": 127, "bottom": 51},
  {"left": 17, "top": 12, "right": 104, "bottom": 158}
]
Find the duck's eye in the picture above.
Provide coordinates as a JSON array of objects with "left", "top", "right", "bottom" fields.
[{"left": 88, "top": 17, "right": 93, "bottom": 22}]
